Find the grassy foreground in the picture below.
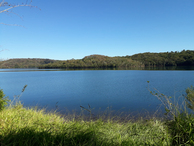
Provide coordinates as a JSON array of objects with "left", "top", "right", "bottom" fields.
[
  {"left": 0, "top": 105, "right": 192, "bottom": 146},
  {"left": 0, "top": 104, "right": 194, "bottom": 145},
  {"left": 1, "top": 83, "right": 194, "bottom": 145},
  {"left": 0, "top": 103, "right": 172, "bottom": 146}
]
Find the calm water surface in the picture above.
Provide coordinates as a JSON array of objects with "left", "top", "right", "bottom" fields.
[{"left": 0, "top": 69, "right": 194, "bottom": 116}]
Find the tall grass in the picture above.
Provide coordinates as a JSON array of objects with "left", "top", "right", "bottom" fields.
[
  {"left": 1, "top": 83, "right": 194, "bottom": 145},
  {"left": 147, "top": 82, "right": 194, "bottom": 145},
  {"left": 0, "top": 101, "right": 170, "bottom": 145}
]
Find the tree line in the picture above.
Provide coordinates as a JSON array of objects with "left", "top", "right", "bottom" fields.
[
  {"left": 1, "top": 50, "right": 194, "bottom": 69},
  {"left": 128, "top": 50, "right": 194, "bottom": 67},
  {"left": 38, "top": 55, "right": 144, "bottom": 69},
  {"left": 39, "top": 50, "right": 194, "bottom": 69},
  {"left": 0, "top": 58, "right": 56, "bottom": 68}
]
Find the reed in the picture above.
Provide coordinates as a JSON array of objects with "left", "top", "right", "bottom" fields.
[{"left": 147, "top": 81, "right": 194, "bottom": 145}]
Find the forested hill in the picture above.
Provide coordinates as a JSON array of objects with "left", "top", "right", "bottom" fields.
[
  {"left": 0, "top": 58, "right": 56, "bottom": 68},
  {"left": 128, "top": 50, "right": 194, "bottom": 66},
  {"left": 1, "top": 50, "right": 194, "bottom": 69},
  {"left": 39, "top": 50, "right": 194, "bottom": 69},
  {"left": 38, "top": 55, "right": 144, "bottom": 69}
]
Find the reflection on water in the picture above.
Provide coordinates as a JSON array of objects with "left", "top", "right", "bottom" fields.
[
  {"left": 144, "top": 66, "right": 194, "bottom": 70},
  {"left": 0, "top": 68, "right": 61, "bottom": 72},
  {"left": 0, "top": 66, "right": 194, "bottom": 72}
]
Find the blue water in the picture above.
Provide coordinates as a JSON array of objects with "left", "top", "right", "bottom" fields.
[{"left": 0, "top": 69, "right": 194, "bottom": 116}]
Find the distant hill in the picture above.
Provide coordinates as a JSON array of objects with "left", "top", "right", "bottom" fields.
[
  {"left": 39, "top": 50, "right": 194, "bottom": 69},
  {"left": 128, "top": 50, "right": 194, "bottom": 66},
  {"left": 0, "top": 58, "right": 57, "bottom": 68},
  {"left": 38, "top": 55, "right": 144, "bottom": 69},
  {"left": 1, "top": 50, "right": 193, "bottom": 69}
]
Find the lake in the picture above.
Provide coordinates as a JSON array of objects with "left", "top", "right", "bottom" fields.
[{"left": 0, "top": 69, "right": 194, "bottom": 117}]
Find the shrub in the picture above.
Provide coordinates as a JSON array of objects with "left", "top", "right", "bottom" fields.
[
  {"left": 185, "top": 86, "right": 194, "bottom": 111},
  {"left": 148, "top": 81, "right": 194, "bottom": 145},
  {"left": 0, "top": 88, "right": 10, "bottom": 111}
]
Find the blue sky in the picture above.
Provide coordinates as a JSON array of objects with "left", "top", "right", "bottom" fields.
[{"left": 0, "top": 0, "right": 194, "bottom": 60}]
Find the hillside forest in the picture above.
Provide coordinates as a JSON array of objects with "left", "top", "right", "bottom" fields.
[
  {"left": 0, "top": 50, "right": 194, "bottom": 69},
  {"left": 0, "top": 58, "right": 56, "bottom": 68}
]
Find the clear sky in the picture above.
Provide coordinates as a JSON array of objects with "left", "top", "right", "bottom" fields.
[{"left": 0, "top": 0, "right": 194, "bottom": 60}]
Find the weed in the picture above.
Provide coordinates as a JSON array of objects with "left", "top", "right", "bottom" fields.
[{"left": 148, "top": 81, "right": 194, "bottom": 145}]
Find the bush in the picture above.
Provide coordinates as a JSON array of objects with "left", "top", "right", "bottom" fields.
[
  {"left": 148, "top": 81, "right": 194, "bottom": 145},
  {"left": 185, "top": 86, "right": 194, "bottom": 111},
  {"left": 0, "top": 88, "right": 10, "bottom": 111}
]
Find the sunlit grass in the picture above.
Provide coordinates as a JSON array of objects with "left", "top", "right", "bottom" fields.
[{"left": 0, "top": 102, "right": 171, "bottom": 146}]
